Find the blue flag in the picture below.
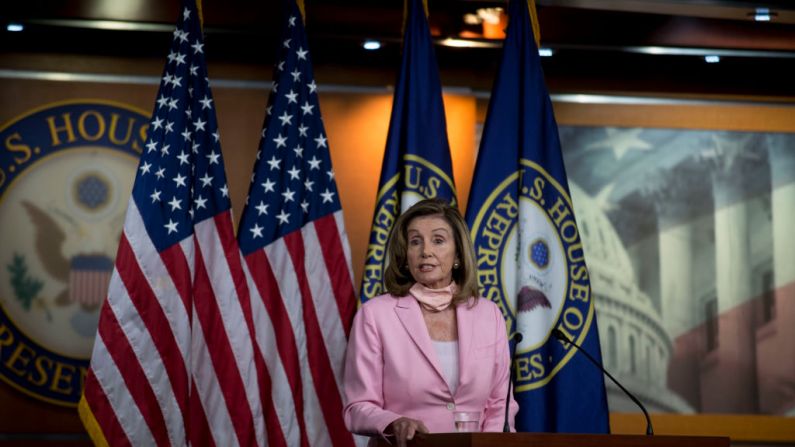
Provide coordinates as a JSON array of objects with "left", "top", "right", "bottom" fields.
[
  {"left": 359, "top": 0, "right": 457, "bottom": 303},
  {"left": 464, "top": 0, "right": 609, "bottom": 433}
]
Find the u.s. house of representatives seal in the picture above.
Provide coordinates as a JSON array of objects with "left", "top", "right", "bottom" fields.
[
  {"left": 360, "top": 154, "right": 457, "bottom": 301},
  {"left": 0, "top": 100, "right": 148, "bottom": 406},
  {"left": 470, "top": 159, "right": 595, "bottom": 392}
]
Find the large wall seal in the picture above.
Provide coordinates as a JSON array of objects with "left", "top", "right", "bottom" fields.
[{"left": 0, "top": 100, "right": 148, "bottom": 406}]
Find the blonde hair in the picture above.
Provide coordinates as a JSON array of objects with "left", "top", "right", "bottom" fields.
[{"left": 383, "top": 198, "right": 479, "bottom": 305}]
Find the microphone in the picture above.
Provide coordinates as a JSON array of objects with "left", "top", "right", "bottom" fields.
[
  {"left": 503, "top": 332, "right": 523, "bottom": 433},
  {"left": 551, "top": 328, "right": 654, "bottom": 435}
]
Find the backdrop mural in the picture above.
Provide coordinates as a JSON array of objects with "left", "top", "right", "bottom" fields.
[{"left": 558, "top": 125, "right": 795, "bottom": 416}]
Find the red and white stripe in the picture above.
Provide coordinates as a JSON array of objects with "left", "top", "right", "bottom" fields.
[
  {"left": 243, "top": 210, "right": 357, "bottom": 447},
  {"left": 82, "top": 200, "right": 266, "bottom": 447},
  {"left": 189, "top": 213, "right": 265, "bottom": 447}
]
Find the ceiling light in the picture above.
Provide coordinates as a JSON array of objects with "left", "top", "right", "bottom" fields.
[
  {"left": 476, "top": 8, "right": 503, "bottom": 25},
  {"left": 704, "top": 55, "right": 720, "bottom": 63},
  {"left": 442, "top": 38, "right": 473, "bottom": 48},
  {"left": 643, "top": 46, "right": 668, "bottom": 55},
  {"left": 539, "top": 48, "right": 554, "bottom": 57},
  {"left": 7, "top": 23, "right": 24, "bottom": 32},
  {"left": 463, "top": 13, "right": 481, "bottom": 25},
  {"left": 476, "top": 7, "right": 505, "bottom": 39},
  {"left": 362, "top": 40, "right": 381, "bottom": 51},
  {"left": 750, "top": 7, "right": 776, "bottom": 22},
  {"left": 440, "top": 38, "right": 501, "bottom": 49}
]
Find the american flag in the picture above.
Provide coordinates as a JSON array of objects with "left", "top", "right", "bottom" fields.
[
  {"left": 237, "top": 2, "right": 357, "bottom": 447},
  {"left": 78, "top": 0, "right": 265, "bottom": 445}
]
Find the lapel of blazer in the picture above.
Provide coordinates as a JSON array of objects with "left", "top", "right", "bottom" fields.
[
  {"left": 455, "top": 298, "right": 476, "bottom": 389},
  {"left": 394, "top": 295, "right": 447, "bottom": 383}
]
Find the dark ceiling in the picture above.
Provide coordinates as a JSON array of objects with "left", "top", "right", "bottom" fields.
[{"left": 3, "top": 0, "right": 795, "bottom": 98}]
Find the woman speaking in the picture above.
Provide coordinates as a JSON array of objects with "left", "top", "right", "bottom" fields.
[{"left": 343, "top": 199, "right": 518, "bottom": 446}]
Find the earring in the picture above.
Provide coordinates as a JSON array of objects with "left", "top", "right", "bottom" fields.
[{"left": 453, "top": 262, "right": 460, "bottom": 269}]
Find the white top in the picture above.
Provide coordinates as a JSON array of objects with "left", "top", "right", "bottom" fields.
[{"left": 432, "top": 340, "right": 460, "bottom": 394}]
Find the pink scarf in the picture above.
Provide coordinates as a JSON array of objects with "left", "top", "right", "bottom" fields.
[{"left": 409, "top": 282, "right": 457, "bottom": 312}]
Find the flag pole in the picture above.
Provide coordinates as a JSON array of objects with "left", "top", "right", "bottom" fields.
[{"left": 527, "top": 0, "right": 541, "bottom": 47}]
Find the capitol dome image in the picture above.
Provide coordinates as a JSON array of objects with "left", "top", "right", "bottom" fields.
[
  {"left": 560, "top": 127, "right": 795, "bottom": 416},
  {"left": 570, "top": 182, "right": 694, "bottom": 413}
]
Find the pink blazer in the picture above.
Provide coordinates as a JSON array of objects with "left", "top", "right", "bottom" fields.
[{"left": 342, "top": 293, "right": 519, "bottom": 437}]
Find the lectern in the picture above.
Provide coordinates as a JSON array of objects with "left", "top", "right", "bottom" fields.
[{"left": 375, "top": 432, "right": 730, "bottom": 447}]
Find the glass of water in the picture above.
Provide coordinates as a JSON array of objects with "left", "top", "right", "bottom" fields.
[{"left": 454, "top": 411, "right": 480, "bottom": 432}]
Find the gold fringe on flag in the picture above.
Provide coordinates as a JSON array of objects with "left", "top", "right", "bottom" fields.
[
  {"left": 195, "top": 0, "right": 204, "bottom": 29},
  {"left": 403, "top": 0, "right": 430, "bottom": 36},
  {"left": 77, "top": 395, "right": 110, "bottom": 447},
  {"left": 297, "top": 0, "right": 306, "bottom": 22},
  {"left": 527, "top": 0, "right": 541, "bottom": 47}
]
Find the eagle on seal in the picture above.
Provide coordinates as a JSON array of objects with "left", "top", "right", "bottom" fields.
[{"left": 21, "top": 200, "right": 113, "bottom": 312}]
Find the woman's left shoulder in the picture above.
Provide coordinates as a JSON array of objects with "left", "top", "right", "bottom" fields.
[{"left": 463, "top": 298, "right": 508, "bottom": 340}]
